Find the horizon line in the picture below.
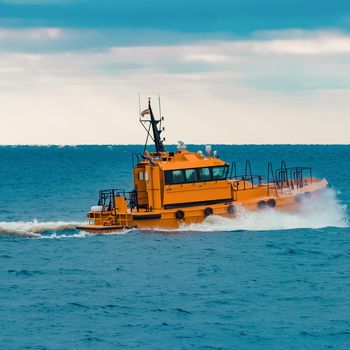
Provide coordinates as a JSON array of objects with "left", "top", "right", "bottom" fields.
[{"left": 0, "top": 143, "right": 349, "bottom": 147}]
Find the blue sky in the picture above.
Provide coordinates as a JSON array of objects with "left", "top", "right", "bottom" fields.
[
  {"left": 0, "top": 0, "right": 350, "bottom": 144},
  {"left": 1, "top": 1, "right": 349, "bottom": 32}
]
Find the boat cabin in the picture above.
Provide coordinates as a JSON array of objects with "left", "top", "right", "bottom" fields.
[{"left": 133, "top": 150, "right": 232, "bottom": 212}]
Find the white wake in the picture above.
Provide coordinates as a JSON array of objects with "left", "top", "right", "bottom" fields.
[
  {"left": 0, "top": 220, "right": 83, "bottom": 238},
  {"left": 174, "top": 188, "right": 348, "bottom": 232},
  {"left": 0, "top": 220, "right": 133, "bottom": 238}
]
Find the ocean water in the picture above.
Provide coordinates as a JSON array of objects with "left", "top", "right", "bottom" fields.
[{"left": 0, "top": 145, "right": 349, "bottom": 349}]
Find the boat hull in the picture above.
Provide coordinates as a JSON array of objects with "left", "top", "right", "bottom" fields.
[{"left": 77, "top": 179, "right": 328, "bottom": 233}]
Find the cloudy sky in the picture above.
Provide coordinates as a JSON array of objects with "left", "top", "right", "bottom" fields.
[{"left": 0, "top": 0, "right": 350, "bottom": 144}]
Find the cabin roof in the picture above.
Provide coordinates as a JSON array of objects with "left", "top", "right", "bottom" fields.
[{"left": 156, "top": 150, "right": 227, "bottom": 170}]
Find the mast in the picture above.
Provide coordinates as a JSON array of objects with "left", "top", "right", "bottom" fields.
[
  {"left": 148, "top": 99, "right": 164, "bottom": 153},
  {"left": 140, "top": 98, "right": 165, "bottom": 153}
]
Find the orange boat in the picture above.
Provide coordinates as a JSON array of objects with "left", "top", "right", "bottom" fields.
[{"left": 77, "top": 99, "right": 328, "bottom": 233}]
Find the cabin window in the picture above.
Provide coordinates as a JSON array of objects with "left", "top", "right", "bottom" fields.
[
  {"left": 144, "top": 171, "right": 150, "bottom": 181},
  {"left": 212, "top": 166, "right": 228, "bottom": 180},
  {"left": 185, "top": 169, "right": 197, "bottom": 182},
  {"left": 198, "top": 167, "right": 211, "bottom": 181},
  {"left": 138, "top": 171, "right": 144, "bottom": 181},
  {"left": 164, "top": 165, "right": 228, "bottom": 185},
  {"left": 164, "top": 171, "right": 173, "bottom": 184},
  {"left": 172, "top": 170, "right": 184, "bottom": 184}
]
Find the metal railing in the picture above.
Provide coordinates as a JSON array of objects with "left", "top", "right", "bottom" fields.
[
  {"left": 274, "top": 162, "right": 312, "bottom": 193},
  {"left": 97, "top": 188, "right": 149, "bottom": 212},
  {"left": 229, "top": 160, "right": 313, "bottom": 196},
  {"left": 229, "top": 160, "right": 263, "bottom": 190}
]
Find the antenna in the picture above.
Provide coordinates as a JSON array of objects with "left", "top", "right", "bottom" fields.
[
  {"left": 158, "top": 95, "right": 162, "bottom": 129},
  {"left": 139, "top": 97, "right": 165, "bottom": 153}
]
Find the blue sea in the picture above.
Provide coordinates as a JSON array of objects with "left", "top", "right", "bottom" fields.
[{"left": 0, "top": 145, "right": 349, "bottom": 349}]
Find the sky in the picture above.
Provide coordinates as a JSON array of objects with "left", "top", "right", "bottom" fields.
[{"left": 1, "top": 0, "right": 350, "bottom": 144}]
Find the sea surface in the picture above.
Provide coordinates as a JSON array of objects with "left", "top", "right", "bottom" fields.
[{"left": 0, "top": 145, "right": 349, "bottom": 349}]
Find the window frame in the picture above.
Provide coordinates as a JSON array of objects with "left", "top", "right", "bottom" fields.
[
  {"left": 211, "top": 166, "right": 229, "bottom": 180},
  {"left": 171, "top": 169, "right": 185, "bottom": 184},
  {"left": 184, "top": 168, "right": 198, "bottom": 183},
  {"left": 198, "top": 167, "right": 211, "bottom": 182},
  {"left": 164, "top": 165, "right": 229, "bottom": 185}
]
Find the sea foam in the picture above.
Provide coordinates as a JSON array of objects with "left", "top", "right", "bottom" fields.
[
  {"left": 173, "top": 188, "right": 348, "bottom": 232},
  {"left": 0, "top": 220, "right": 83, "bottom": 237}
]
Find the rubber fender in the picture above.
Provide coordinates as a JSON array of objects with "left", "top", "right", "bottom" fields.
[
  {"left": 204, "top": 207, "right": 214, "bottom": 216},
  {"left": 175, "top": 210, "right": 185, "bottom": 220},
  {"left": 227, "top": 204, "right": 236, "bottom": 214},
  {"left": 267, "top": 199, "right": 276, "bottom": 208},
  {"left": 258, "top": 200, "right": 267, "bottom": 209}
]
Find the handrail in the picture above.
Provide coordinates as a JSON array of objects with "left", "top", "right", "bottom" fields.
[
  {"left": 273, "top": 162, "right": 313, "bottom": 194},
  {"left": 229, "top": 160, "right": 312, "bottom": 195},
  {"left": 229, "top": 174, "right": 262, "bottom": 190},
  {"left": 267, "top": 162, "right": 278, "bottom": 196},
  {"left": 274, "top": 160, "right": 292, "bottom": 194},
  {"left": 230, "top": 161, "right": 237, "bottom": 180},
  {"left": 288, "top": 166, "right": 312, "bottom": 189},
  {"left": 99, "top": 188, "right": 150, "bottom": 212},
  {"left": 229, "top": 160, "right": 263, "bottom": 191},
  {"left": 245, "top": 160, "right": 253, "bottom": 184}
]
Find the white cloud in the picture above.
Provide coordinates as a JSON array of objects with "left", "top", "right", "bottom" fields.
[
  {"left": 1, "top": 27, "right": 350, "bottom": 56},
  {"left": 250, "top": 34, "right": 350, "bottom": 55},
  {"left": 0, "top": 27, "right": 62, "bottom": 40},
  {"left": 183, "top": 53, "right": 231, "bottom": 63},
  {"left": 0, "top": 28, "right": 350, "bottom": 144}
]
